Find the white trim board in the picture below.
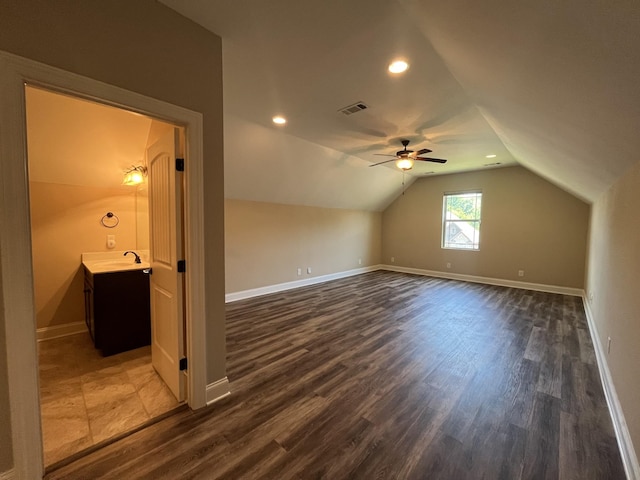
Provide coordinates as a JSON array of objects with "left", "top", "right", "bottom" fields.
[
  {"left": 206, "top": 377, "right": 231, "bottom": 406},
  {"left": 0, "top": 50, "right": 207, "bottom": 480},
  {"left": 36, "top": 322, "right": 86, "bottom": 342},
  {"left": 226, "top": 264, "right": 583, "bottom": 303},
  {"left": 225, "top": 265, "right": 381, "bottom": 303},
  {"left": 380, "top": 265, "right": 584, "bottom": 297},
  {"left": 582, "top": 296, "right": 640, "bottom": 480}
]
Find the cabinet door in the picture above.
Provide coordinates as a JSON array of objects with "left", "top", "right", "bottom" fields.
[
  {"left": 93, "top": 271, "right": 150, "bottom": 356},
  {"left": 83, "top": 275, "right": 95, "bottom": 343}
]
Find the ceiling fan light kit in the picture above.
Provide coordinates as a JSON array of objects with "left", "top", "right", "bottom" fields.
[
  {"left": 388, "top": 60, "right": 409, "bottom": 74},
  {"left": 395, "top": 158, "right": 414, "bottom": 170},
  {"left": 370, "top": 139, "right": 448, "bottom": 171}
]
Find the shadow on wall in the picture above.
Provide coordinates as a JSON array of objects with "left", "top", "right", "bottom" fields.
[{"left": 37, "top": 268, "right": 85, "bottom": 331}]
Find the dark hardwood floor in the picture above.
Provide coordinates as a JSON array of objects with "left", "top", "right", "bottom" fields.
[{"left": 45, "top": 271, "right": 625, "bottom": 479}]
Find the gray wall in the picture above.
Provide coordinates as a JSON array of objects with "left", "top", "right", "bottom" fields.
[
  {"left": 225, "top": 199, "right": 382, "bottom": 293},
  {"left": 382, "top": 166, "right": 590, "bottom": 288},
  {"left": 587, "top": 158, "right": 640, "bottom": 459},
  {"left": 0, "top": 0, "right": 226, "bottom": 472}
]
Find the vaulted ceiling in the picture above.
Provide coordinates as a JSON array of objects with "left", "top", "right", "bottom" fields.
[
  {"left": 26, "top": 86, "right": 152, "bottom": 188},
  {"left": 157, "top": 0, "right": 639, "bottom": 211},
  {"left": 27, "top": 1, "right": 640, "bottom": 211}
]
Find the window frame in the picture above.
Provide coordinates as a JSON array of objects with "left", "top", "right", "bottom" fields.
[{"left": 441, "top": 190, "right": 483, "bottom": 251}]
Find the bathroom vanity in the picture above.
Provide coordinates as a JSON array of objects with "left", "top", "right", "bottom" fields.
[{"left": 82, "top": 252, "right": 151, "bottom": 356}]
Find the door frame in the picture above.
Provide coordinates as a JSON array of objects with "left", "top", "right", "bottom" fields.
[{"left": 0, "top": 50, "right": 207, "bottom": 479}]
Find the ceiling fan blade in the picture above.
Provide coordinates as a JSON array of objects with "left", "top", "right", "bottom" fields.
[
  {"left": 416, "top": 157, "right": 447, "bottom": 164},
  {"left": 369, "top": 159, "right": 397, "bottom": 167},
  {"left": 416, "top": 148, "right": 432, "bottom": 155},
  {"left": 373, "top": 154, "right": 398, "bottom": 157}
]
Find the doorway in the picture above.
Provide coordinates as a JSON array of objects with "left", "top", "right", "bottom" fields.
[
  {"left": 25, "top": 86, "right": 185, "bottom": 466},
  {"left": 0, "top": 51, "right": 210, "bottom": 480}
]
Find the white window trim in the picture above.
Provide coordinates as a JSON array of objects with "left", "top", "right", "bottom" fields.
[{"left": 441, "top": 190, "right": 483, "bottom": 251}]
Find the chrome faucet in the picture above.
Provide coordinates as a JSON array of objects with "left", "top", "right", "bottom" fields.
[{"left": 124, "top": 251, "right": 141, "bottom": 264}]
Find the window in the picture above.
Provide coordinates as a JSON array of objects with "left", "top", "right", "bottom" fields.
[{"left": 442, "top": 191, "right": 482, "bottom": 250}]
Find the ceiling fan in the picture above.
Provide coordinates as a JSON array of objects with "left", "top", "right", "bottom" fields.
[{"left": 369, "top": 139, "right": 447, "bottom": 170}]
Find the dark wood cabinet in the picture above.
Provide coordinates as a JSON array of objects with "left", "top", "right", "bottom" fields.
[{"left": 83, "top": 267, "right": 151, "bottom": 356}]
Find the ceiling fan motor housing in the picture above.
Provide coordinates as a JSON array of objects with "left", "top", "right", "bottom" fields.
[
  {"left": 369, "top": 139, "right": 446, "bottom": 168},
  {"left": 398, "top": 139, "right": 412, "bottom": 157}
]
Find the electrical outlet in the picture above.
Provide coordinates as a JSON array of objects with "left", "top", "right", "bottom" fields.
[
  {"left": 106, "top": 235, "right": 116, "bottom": 249},
  {"left": 518, "top": 270, "right": 525, "bottom": 277},
  {"left": 589, "top": 292, "right": 594, "bottom": 302},
  {"left": 446, "top": 262, "right": 451, "bottom": 269},
  {"left": 297, "top": 268, "right": 302, "bottom": 276},
  {"left": 391, "top": 257, "right": 395, "bottom": 263},
  {"left": 607, "top": 336, "right": 612, "bottom": 354},
  {"left": 358, "top": 258, "right": 362, "bottom": 265},
  {"left": 307, "top": 267, "right": 312, "bottom": 274}
]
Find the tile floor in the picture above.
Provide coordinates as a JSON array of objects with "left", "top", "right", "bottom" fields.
[{"left": 38, "top": 332, "right": 180, "bottom": 466}]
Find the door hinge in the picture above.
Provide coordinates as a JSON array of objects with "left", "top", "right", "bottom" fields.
[
  {"left": 176, "top": 158, "right": 185, "bottom": 172},
  {"left": 177, "top": 260, "right": 186, "bottom": 272},
  {"left": 179, "top": 357, "right": 188, "bottom": 371}
]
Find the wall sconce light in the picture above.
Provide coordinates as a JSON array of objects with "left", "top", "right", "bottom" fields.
[{"left": 123, "top": 165, "right": 147, "bottom": 185}]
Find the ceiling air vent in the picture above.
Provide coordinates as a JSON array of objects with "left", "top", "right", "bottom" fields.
[{"left": 339, "top": 102, "right": 368, "bottom": 115}]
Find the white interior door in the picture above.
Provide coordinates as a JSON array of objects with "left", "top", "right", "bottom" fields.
[{"left": 147, "top": 128, "right": 185, "bottom": 401}]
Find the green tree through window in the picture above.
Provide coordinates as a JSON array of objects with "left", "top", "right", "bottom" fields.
[{"left": 442, "top": 192, "right": 482, "bottom": 250}]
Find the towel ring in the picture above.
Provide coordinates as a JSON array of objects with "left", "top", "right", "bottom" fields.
[{"left": 101, "top": 212, "right": 119, "bottom": 228}]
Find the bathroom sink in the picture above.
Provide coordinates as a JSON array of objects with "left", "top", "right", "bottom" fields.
[
  {"left": 92, "top": 260, "right": 140, "bottom": 268},
  {"left": 82, "top": 258, "right": 150, "bottom": 274}
]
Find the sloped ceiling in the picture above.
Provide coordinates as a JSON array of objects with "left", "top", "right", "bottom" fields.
[
  {"left": 162, "top": 0, "right": 639, "bottom": 208},
  {"left": 26, "top": 86, "right": 152, "bottom": 188},
  {"left": 400, "top": 0, "right": 640, "bottom": 201}
]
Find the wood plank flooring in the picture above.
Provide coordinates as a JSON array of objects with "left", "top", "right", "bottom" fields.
[{"left": 45, "top": 271, "right": 625, "bottom": 479}]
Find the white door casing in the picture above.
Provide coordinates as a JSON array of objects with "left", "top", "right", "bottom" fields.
[
  {"left": 0, "top": 50, "right": 211, "bottom": 480},
  {"left": 148, "top": 128, "right": 186, "bottom": 401}
]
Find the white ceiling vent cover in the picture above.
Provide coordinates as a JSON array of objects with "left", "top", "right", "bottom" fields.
[{"left": 339, "top": 102, "right": 368, "bottom": 115}]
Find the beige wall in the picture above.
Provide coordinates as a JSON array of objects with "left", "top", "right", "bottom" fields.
[
  {"left": 587, "top": 159, "right": 640, "bottom": 457},
  {"left": 225, "top": 199, "right": 381, "bottom": 293},
  {"left": 29, "top": 182, "right": 139, "bottom": 329},
  {"left": 0, "top": 0, "right": 225, "bottom": 472},
  {"left": 382, "top": 166, "right": 590, "bottom": 288}
]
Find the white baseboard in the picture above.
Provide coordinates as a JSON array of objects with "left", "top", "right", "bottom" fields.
[
  {"left": 225, "top": 265, "right": 381, "bottom": 303},
  {"left": 0, "top": 468, "right": 15, "bottom": 480},
  {"left": 206, "top": 377, "right": 230, "bottom": 406},
  {"left": 37, "top": 321, "right": 87, "bottom": 341},
  {"left": 582, "top": 296, "right": 639, "bottom": 480},
  {"left": 380, "top": 264, "right": 584, "bottom": 297},
  {"left": 226, "top": 264, "right": 583, "bottom": 303}
]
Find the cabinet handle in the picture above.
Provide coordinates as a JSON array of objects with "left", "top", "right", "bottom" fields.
[{"left": 143, "top": 268, "right": 152, "bottom": 275}]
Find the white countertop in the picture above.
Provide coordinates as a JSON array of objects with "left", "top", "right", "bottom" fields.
[{"left": 82, "top": 250, "right": 150, "bottom": 274}]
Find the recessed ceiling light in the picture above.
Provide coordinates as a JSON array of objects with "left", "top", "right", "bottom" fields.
[
  {"left": 388, "top": 60, "right": 409, "bottom": 74},
  {"left": 485, "top": 154, "right": 497, "bottom": 158},
  {"left": 272, "top": 116, "right": 287, "bottom": 125}
]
